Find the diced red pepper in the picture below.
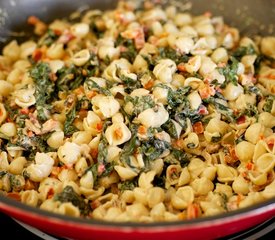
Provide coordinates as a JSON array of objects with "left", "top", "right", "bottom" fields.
[
  {"left": 177, "top": 63, "right": 186, "bottom": 72},
  {"left": 237, "top": 115, "right": 246, "bottom": 125},
  {"left": 187, "top": 203, "right": 200, "bottom": 219},
  {"left": 246, "top": 162, "right": 254, "bottom": 171},
  {"left": 193, "top": 122, "right": 204, "bottom": 134},
  {"left": 20, "top": 108, "right": 29, "bottom": 115}
]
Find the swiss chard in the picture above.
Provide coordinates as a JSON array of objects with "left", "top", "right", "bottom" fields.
[
  {"left": 64, "top": 105, "right": 79, "bottom": 136},
  {"left": 159, "top": 47, "right": 189, "bottom": 64},
  {"left": 174, "top": 100, "right": 202, "bottom": 126},
  {"left": 118, "top": 178, "right": 138, "bottom": 191},
  {"left": 30, "top": 62, "right": 55, "bottom": 122},
  {"left": 120, "top": 134, "right": 140, "bottom": 166},
  {"left": 124, "top": 95, "right": 155, "bottom": 117},
  {"left": 232, "top": 44, "right": 256, "bottom": 59},
  {"left": 54, "top": 186, "right": 91, "bottom": 216},
  {"left": 164, "top": 149, "right": 189, "bottom": 167},
  {"left": 205, "top": 97, "right": 235, "bottom": 122},
  {"left": 162, "top": 119, "right": 179, "bottom": 139},
  {"left": 97, "top": 137, "right": 109, "bottom": 164},
  {"left": 119, "top": 74, "right": 142, "bottom": 94},
  {"left": 84, "top": 78, "right": 112, "bottom": 96},
  {"left": 218, "top": 56, "right": 239, "bottom": 87},
  {"left": 167, "top": 86, "right": 191, "bottom": 108},
  {"left": 139, "top": 138, "right": 170, "bottom": 162},
  {"left": 39, "top": 29, "right": 59, "bottom": 47},
  {"left": 56, "top": 65, "right": 83, "bottom": 92},
  {"left": 12, "top": 130, "right": 54, "bottom": 159},
  {"left": 116, "top": 35, "right": 137, "bottom": 63},
  {"left": 244, "top": 85, "right": 262, "bottom": 97},
  {"left": 263, "top": 95, "right": 275, "bottom": 113}
]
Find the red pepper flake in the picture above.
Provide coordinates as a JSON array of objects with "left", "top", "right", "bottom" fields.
[
  {"left": 237, "top": 194, "right": 244, "bottom": 204},
  {"left": 26, "top": 131, "right": 34, "bottom": 138},
  {"left": 114, "top": 127, "right": 123, "bottom": 139}
]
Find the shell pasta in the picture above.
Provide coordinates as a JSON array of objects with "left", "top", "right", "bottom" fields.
[{"left": 0, "top": 0, "right": 275, "bottom": 222}]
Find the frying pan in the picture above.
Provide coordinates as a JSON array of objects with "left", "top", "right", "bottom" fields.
[{"left": 0, "top": 0, "right": 274, "bottom": 239}]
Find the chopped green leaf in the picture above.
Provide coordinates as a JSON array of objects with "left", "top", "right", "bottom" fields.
[
  {"left": 162, "top": 119, "right": 179, "bottom": 139},
  {"left": 124, "top": 95, "right": 155, "bottom": 117},
  {"left": 30, "top": 62, "right": 55, "bottom": 122},
  {"left": 167, "top": 86, "right": 191, "bottom": 108},
  {"left": 139, "top": 138, "right": 170, "bottom": 161},
  {"left": 118, "top": 179, "right": 138, "bottom": 191},
  {"left": 205, "top": 97, "right": 235, "bottom": 122},
  {"left": 54, "top": 186, "right": 91, "bottom": 216},
  {"left": 218, "top": 57, "right": 239, "bottom": 87},
  {"left": 232, "top": 44, "right": 256, "bottom": 59},
  {"left": 164, "top": 149, "right": 189, "bottom": 167},
  {"left": 39, "top": 29, "right": 59, "bottom": 47},
  {"left": 84, "top": 78, "right": 112, "bottom": 96},
  {"left": 263, "top": 95, "right": 275, "bottom": 113},
  {"left": 97, "top": 137, "right": 108, "bottom": 164},
  {"left": 64, "top": 105, "right": 79, "bottom": 136},
  {"left": 120, "top": 134, "right": 139, "bottom": 165},
  {"left": 159, "top": 47, "right": 189, "bottom": 64}
]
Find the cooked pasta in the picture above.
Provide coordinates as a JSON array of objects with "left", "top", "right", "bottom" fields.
[{"left": 0, "top": 0, "right": 274, "bottom": 223}]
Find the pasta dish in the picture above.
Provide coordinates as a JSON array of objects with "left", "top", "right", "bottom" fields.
[{"left": 0, "top": 0, "right": 274, "bottom": 222}]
